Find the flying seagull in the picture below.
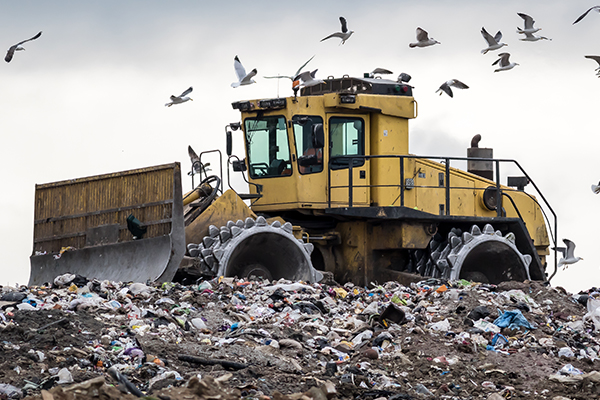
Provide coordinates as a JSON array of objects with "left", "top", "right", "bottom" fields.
[
  {"left": 165, "top": 87, "right": 193, "bottom": 107},
  {"left": 481, "top": 27, "right": 507, "bottom": 54},
  {"left": 297, "top": 70, "right": 325, "bottom": 88},
  {"left": 517, "top": 13, "right": 541, "bottom": 35},
  {"left": 188, "top": 145, "right": 201, "bottom": 175},
  {"left": 592, "top": 181, "right": 600, "bottom": 194},
  {"left": 555, "top": 239, "right": 583, "bottom": 269},
  {"left": 584, "top": 55, "right": 600, "bottom": 76},
  {"left": 436, "top": 79, "right": 469, "bottom": 97},
  {"left": 321, "top": 17, "right": 354, "bottom": 45},
  {"left": 519, "top": 32, "right": 551, "bottom": 42},
  {"left": 409, "top": 27, "right": 440, "bottom": 48},
  {"left": 231, "top": 56, "right": 257, "bottom": 88},
  {"left": 368, "top": 68, "right": 393, "bottom": 78},
  {"left": 573, "top": 6, "right": 600, "bottom": 24},
  {"left": 492, "top": 53, "right": 519, "bottom": 72},
  {"left": 264, "top": 55, "right": 315, "bottom": 81},
  {"left": 5, "top": 31, "right": 42, "bottom": 63}
]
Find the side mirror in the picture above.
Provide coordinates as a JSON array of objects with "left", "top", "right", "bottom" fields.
[
  {"left": 312, "top": 123, "right": 325, "bottom": 148},
  {"left": 232, "top": 159, "right": 247, "bottom": 172},
  {"left": 226, "top": 131, "right": 232, "bottom": 156}
]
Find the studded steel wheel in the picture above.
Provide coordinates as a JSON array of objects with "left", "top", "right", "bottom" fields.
[
  {"left": 187, "top": 216, "right": 323, "bottom": 282},
  {"left": 419, "top": 224, "right": 533, "bottom": 284}
]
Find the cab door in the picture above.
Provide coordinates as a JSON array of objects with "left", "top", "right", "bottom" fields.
[{"left": 328, "top": 115, "right": 370, "bottom": 207}]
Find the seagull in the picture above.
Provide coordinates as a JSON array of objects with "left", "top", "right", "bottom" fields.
[
  {"left": 517, "top": 13, "right": 541, "bottom": 35},
  {"left": 519, "top": 32, "right": 551, "bottom": 42},
  {"left": 409, "top": 27, "right": 440, "bottom": 48},
  {"left": 492, "top": 53, "right": 519, "bottom": 72},
  {"left": 368, "top": 68, "right": 393, "bottom": 78},
  {"left": 555, "top": 239, "right": 583, "bottom": 269},
  {"left": 585, "top": 56, "right": 600, "bottom": 76},
  {"left": 264, "top": 55, "right": 315, "bottom": 81},
  {"left": 165, "top": 87, "right": 193, "bottom": 107},
  {"left": 188, "top": 145, "right": 211, "bottom": 177},
  {"left": 592, "top": 181, "right": 600, "bottom": 194},
  {"left": 436, "top": 79, "right": 469, "bottom": 97},
  {"left": 321, "top": 17, "right": 354, "bottom": 45},
  {"left": 297, "top": 70, "right": 325, "bottom": 88},
  {"left": 481, "top": 27, "right": 507, "bottom": 54},
  {"left": 573, "top": 6, "right": 600, "bottom": 24},
  {"left": 231, "top": 56, "right": 257, "bottom": 88},
  {"left": 5, "top": 31, "right": 42, "bottom": 63}
]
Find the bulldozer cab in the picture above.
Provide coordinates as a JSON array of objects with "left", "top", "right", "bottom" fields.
[{"left": 233, "top": 76, "right": 416, "bottom": 211}]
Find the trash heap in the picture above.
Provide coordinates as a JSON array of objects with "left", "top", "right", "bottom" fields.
[{"left": 1, "top": 274, "right": 600, "bottom": 399}]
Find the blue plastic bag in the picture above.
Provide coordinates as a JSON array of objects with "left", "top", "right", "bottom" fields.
[{"left": 493, "top": 309, "right": 535, "bottom": 331}]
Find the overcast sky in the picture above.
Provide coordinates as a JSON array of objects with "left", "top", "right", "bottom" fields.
[{"left": 1, "top": 1, "right": 598, "bottom": 293}]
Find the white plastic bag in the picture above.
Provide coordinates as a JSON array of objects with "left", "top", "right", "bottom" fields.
[{"left": 583, "top": 297, "right": 600, "bottom": 331}]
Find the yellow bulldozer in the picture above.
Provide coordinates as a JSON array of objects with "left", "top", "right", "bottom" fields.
[{"left": 29, "top": 74, "right": 557, "bottom": 287}]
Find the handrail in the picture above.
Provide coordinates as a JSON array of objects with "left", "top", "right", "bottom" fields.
[
  {"left": 327, "top": 153, "right": 558, "bottom": 280},
  {"left": 226, "top": 155, "right": 263, "bottom": 205},
  {"left": 190, "top": 149, "right": 224, "bottom": 194}
]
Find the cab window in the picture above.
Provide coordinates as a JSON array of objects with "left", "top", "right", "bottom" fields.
[
  {"left": 292, "top": 115, "right": 324, "bottom": 174},
  {"left": 329, "top": 117, "right": 365, "bottom": 169},
  {"left": 244, "top": 116, "right": 292, "bottom": 178}
]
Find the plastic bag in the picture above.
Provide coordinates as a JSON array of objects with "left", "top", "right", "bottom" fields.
[
  {"left": 493, "top": 309, "right": 536, "bottom": 331},
  {"left": 0, "top": 383, "right": 22, "bottom": 399},
  {"left": 583, "top": 297, "right": 600, "bottom": 331}
]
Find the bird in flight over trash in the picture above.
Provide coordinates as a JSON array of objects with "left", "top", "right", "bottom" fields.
[
  {"left": 409, "top": 27, "right": 440, "bottom": 48},
  {"left": 165, "top": 87, "right": 193, "bottom": 107},
  {"left": 231, "top": 56, "right": 257, "bottom": 88},
  {"left": 436, "top": 79, "right": 469, "bottom": 97},
  {"left": 321, "top": 17, "right": 354, "bottom": 45},
  {"left": 554, "top": 239, "right": 583, "bottom": 269},
  {"left": 5, "top": 31, "right": 42, "bottom": 63}
]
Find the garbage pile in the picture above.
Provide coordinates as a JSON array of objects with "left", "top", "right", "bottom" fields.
[{"left": 1, "top": 274, "right": 600, "bottom": 399}]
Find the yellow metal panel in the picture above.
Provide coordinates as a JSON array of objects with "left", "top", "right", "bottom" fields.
[
  {"left": 370, "top": 114, "right": 409, "bottom": 206},
  {"left": 184, "top": 189, "right": 256, "bottom": 246},
  {"left": 323, "top": 93, "right": 417, "bottom": 119}
]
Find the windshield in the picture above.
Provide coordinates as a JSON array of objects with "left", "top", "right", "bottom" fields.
[{"left": 244, "top": 116, "right": 292, "bottom": 178}]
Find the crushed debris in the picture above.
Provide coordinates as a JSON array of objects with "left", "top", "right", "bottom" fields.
[{"left": 1, "top": 275, "right": 600, "bottom": 399}]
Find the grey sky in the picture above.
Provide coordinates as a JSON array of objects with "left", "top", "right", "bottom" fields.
[{"left": 1, "top": 0, "right": 597, "bottom": 292}]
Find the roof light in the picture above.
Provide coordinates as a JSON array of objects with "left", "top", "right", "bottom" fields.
[
  {"left": 340, "top": 94, "right": 356, "bottom": 104},
  {"left": 231, "top": 101, "right": 254, "bottom": 111}
]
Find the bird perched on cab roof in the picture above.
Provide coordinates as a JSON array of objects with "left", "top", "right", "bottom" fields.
[
  {"left": 165, "top": 87, "right": 193, "bottom": 107},
  {"left": 321, "top": 17, "right": 354, "bottom": 45},
  {"left": 368, "top": 68, "right": 393, "bottom": 78},
  {"left": 409, "top": 27, "right": 440, "bottom": 48},
  {"left": 5, "top": 31, "right": 42, "bottom": 63}
]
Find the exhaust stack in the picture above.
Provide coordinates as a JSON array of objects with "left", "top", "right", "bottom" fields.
[{"left": 467, "top": 134, "right": 493, "bottom": 180}]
